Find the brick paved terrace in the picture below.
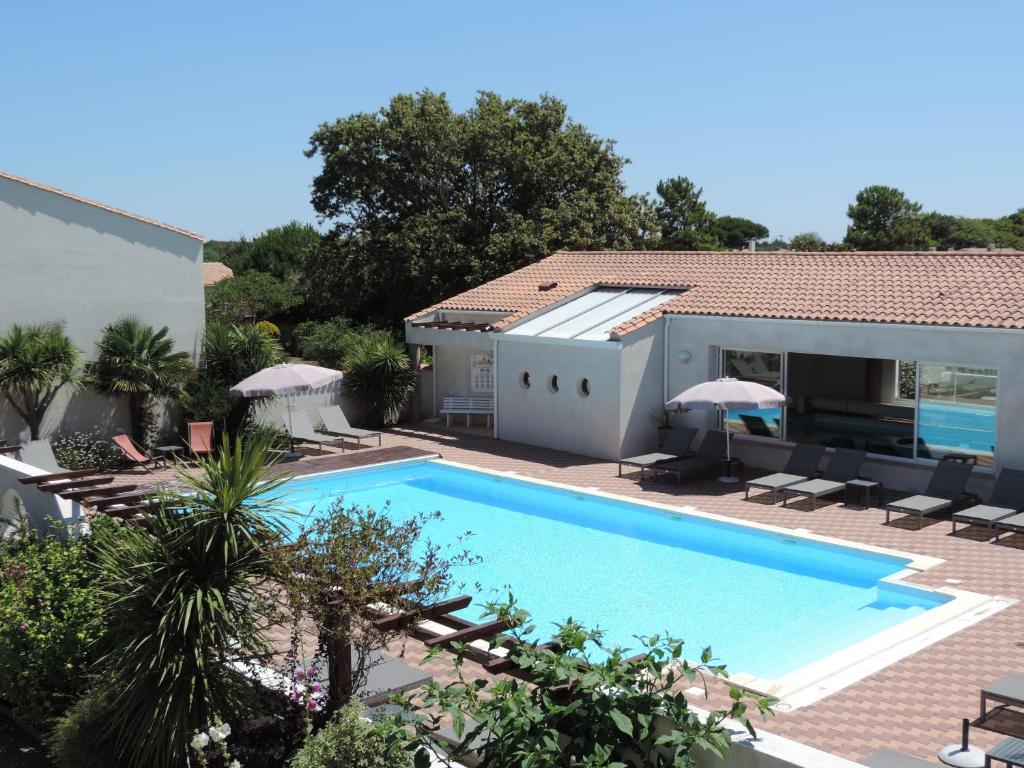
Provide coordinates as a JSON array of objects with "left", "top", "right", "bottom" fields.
[{"left": 112, "top": 423, "right": 1024, "bottom": 762}]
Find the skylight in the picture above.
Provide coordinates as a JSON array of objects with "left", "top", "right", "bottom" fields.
[{"left": 505, "top": 287, "right": 681, "bottom": 341}]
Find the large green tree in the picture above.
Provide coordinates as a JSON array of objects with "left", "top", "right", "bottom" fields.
[
  {"left": 653, "top": 176, "right": 719, "bottom": 250},
  {"left": 206, "top": 271, "right": 303, "bottom": 323},
  {"left": 711, "top": 215, "right": 769, "bottom": 249},
  {"left": 844, "top": 185, "right": 929, "bottom": 250},
  {"left": 0, "top": 323, "right": 83, "bottom": 440},
  {"left": 304, "top": 90, "right": 653, "bottom": 328}
]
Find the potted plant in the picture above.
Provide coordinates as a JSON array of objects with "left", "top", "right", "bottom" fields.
[{"left": 649, "top": 408, "right": 677, "bottom": 447}]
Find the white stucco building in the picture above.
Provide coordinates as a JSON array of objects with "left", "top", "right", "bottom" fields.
[
  {"left": 407, "top": 250, "right": 1024, "bottom": 492},
  {"left": 0, "top": 170, "right": 206, "bottom": 439}
]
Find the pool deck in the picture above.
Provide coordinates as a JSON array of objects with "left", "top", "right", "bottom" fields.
[{"left": 121, "top": 423, "right": 1024, "bottom": 761}]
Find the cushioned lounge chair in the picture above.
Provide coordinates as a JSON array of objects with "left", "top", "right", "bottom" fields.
[
  {"left": 282, "top": 410, "right": 346, "bottom": 455},
  {"left": 739, "top": 414, "right": 774, "bottom": 437},
  {"left": 951, "top": 468, "right": 1024, "bottom": 534},
  {"left": 885, "top": 459, "right": 976, "bottom": 529},
  {"left": 994, "top": 511, "right": 1024, "bottom": 541},
  {"left": 744, "top": 444, "right": 827, "bottom": 503},
  {"left": 112, "top": 434, "right": 159, "bottom": 472},
  {"left": 317, "top": 405, "right": 382, "bottom": 448},
  {"left": 782, "top": 448, "right": 867, "bottom": 509},
  {"left": 299, "top": 648, "right": 431, "bottom": 706},
  {"left": 860, "top": 748, "right": 937, "bottom": 768},
  {"left": 657, "top": 430, "right": 729, "bottom": 482},
  {"left": 187, "top": 421, "right": 214, "bottom": 460},
  {"left": 617, "top": 426, "right": 698, "bottom": 479}
]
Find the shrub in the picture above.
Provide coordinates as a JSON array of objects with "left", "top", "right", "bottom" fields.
[
  {"left": 291, "top": 318, "right": 363, "bottom": 369},
  {"left": 46, "top": 683, "right": 123, "bottom": 768},
  {"left": 341, "top": 331, "right": 417, "bottom": 426},
  {"left": 419, "top": 597, "right": 774, "bottom": 768},
  {"left": 290, "top": 701, "right": 416, "bottom": 768},
  {"left": 0, "top": 522, "right": 110, "bottom": 732},
  {"left": 52, "top": 429, "right": 123, "bottom": 472}
]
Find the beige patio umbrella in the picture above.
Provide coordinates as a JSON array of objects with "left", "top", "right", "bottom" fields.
[
  {"left": 230, "top": 363, "right": 343, "bottom": 452},
  {"left": 665, "top": 377, "right": 787, "bottom": 483}
]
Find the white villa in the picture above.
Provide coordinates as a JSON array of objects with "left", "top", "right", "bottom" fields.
[
  {"left": 406, "top": 249, "right": 1024, "bottom": 492},
  {"left": 0, "top": 170, "right": 206, "bottom": 439}
]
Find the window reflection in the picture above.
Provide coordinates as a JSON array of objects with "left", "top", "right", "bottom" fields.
[
  {"left": 917, "top": 364, "right": 996, "bottom": 466},
  {"left": 722, "top": 350, "right": 783, "bottom": 438}
]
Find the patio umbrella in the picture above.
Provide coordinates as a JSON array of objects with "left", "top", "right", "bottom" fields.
[
  {"left": 665, "top": 377, "right": 787, "bottom": 483},
  {"left": 230, "top": 363, "right": 343, "bottom": 450}
]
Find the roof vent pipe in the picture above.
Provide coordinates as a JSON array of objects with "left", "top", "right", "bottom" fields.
[
  {"left": 987, "top": 243, "right": 997, "bottom": 252},
  {"left": 746, "top": 237, "right": 757, "bottom": 252}
]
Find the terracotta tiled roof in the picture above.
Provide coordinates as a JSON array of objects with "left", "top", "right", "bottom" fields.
[
  {"left": 411, "top": 250, "right": 1024, "bottom": 337},
  {"left": 202, "top": 261, "right": 234, "bottom": 286},
  {"left": 0, "top": 170, "right": 205, "bottom": 242}
]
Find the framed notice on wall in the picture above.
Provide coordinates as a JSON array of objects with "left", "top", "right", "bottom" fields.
[{"left": 470, "top": 353, "right": 494, "bottom": 392}]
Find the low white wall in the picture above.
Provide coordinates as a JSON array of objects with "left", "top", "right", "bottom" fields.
[{"left": 0, "top": 455, "right": 80, "bottom": 535}]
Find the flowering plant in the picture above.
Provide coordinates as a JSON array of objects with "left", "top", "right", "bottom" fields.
[
  {"left": 52, "top": 429, "right": 123, "bottom": 471},
  {"left": 190, "top": 721, "right": 241, "bottom": 767}
]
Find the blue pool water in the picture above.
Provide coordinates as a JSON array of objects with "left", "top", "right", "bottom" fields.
[{"left": 276, "top": 460, "right": 949, "bottom": 679}]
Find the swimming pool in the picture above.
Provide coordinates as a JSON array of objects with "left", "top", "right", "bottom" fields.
[{"left": 276, "top": 459, "right": 955, "bottom": 683}]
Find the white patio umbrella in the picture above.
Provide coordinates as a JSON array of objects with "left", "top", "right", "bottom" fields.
[
  {"left": 665, "top": 377, "right": 787, "bottom": 483},
  {"left": 230, "top": 363, "right": 343, "bottom": 450}
]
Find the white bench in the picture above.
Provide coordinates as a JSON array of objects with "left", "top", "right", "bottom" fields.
[{"left": 441, "top": 396, "right": 494, "bottom": 427}]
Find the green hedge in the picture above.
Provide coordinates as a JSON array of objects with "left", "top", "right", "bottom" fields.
[{"left": 0, "top": 522, "right": 109, "bottom": 732}]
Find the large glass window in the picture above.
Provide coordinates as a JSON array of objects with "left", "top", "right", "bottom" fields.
[
  {"left": 786, "top": 353, "right": 914, "bottom": 453},
  {"left": 917, "top": 364, "right": 997, "bottom": 465},
  {"left": 722, "top": 349, "right": 783, "bottom": 438}
]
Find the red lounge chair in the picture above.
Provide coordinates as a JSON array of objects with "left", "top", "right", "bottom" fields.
[
  {"left": 112, "top": 434, "right": 158, "bottom": 472},
  {"left": 187, "top": 421, "right": 214, "bottom": 459}
]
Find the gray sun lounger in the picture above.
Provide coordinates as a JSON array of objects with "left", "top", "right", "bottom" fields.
[
  {"left": 296, "top": 648, "right": 431, "bottom": 707},
  {"left": 745, "top": 444, "right": 827, "bottom": 503},
  {"left": 885, "top": 459, "right": 976, "bottom": 529},
  {"left": 317, "top": 405, "right": 382, "bottom": 448},
  {"left": 952, "top": 468, "right": 1024, "bottom": 534},
  {"left": 282, "top": 410, "right": 347, "bottom": 455},
  {"left": 617, "top": 426, "right": 698, "bottom": 479},
  {"left": 658, "top": 430, "right": 729, "bottom": 482},
  {"left": 782, "top": 448, "right": 867, "bottom": 509},
  {"left": 860, "top": 748, "right": 938, "bottom": 768},
  {"left": 995, "top": 512, "right": 1024, "bottom": 541}
]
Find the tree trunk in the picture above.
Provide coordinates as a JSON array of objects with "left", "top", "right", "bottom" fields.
[
  {"left": 128, "top": 393, "right": 149, "bottom": 446},
  {"left": 407, "top": 343, "right": 422, "bottom": 423},
  {"left": 324, "top": 610, "right": 353, "bottom": 713}
]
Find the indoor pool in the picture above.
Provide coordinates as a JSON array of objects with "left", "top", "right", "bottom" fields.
[{"left": 275, "top": 460, "right": 949, "bottom": 680}]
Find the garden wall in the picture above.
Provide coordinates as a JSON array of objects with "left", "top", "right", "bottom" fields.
[{"left": 0, "top": 454, "right": 80, "bottom": 536}]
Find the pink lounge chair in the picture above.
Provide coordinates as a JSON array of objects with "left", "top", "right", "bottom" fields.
[
  {"left": 187, "top": 421, "right": 214, "bottom": 459},
  {"left": 112, "top": 434, "right": 158, "bottom": 472}
]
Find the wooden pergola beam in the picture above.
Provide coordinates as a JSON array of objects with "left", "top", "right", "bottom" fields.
[
  {"left": 19, "top": 468, "right": 97, "bottom": 485},
  {"left": 38, "top": 476, "right": 114, "bottom": 494},
  {"left": 424, "top": 616, "right": 521, "bottom": 649},
  {"left": 60, "top": 484, "right": 139, "bottom": 502},
  {"left": 372, "top": 595, "right": 473, "bottom": 632}
]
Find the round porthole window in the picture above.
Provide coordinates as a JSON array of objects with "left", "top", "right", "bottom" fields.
[
  {"left": 521, "top": 372, "right": 531, "bottom": 389},
  {"left": 579, "top": 377, "right": 591, "bottom": 397},
  {"left": 549, "top": 375, "right": 559, "bottom": 393}
]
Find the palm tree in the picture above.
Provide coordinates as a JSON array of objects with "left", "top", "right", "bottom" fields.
[
  {"left": 342, "top": 331, "right": 418, "bottom": 425},
  {"left": 89, "top": 433, "right": 288, "bottom": 767},
  {"left": 0, "top": 322, "right": 82, "bottom": 439},
  {"left": 91, "top": 317, "right": 194, "bottom": 445},
  {"left": 198, "top": 322, "right": 286, "bottom": 436}
]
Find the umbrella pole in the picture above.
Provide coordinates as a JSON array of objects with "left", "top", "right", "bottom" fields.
[{"left": 719, "top": 407, "right": 739, "bottom": 484}]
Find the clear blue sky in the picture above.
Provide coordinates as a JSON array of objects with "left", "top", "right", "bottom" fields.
[{"left": 3, "top": 1, "right": 1021, "bottom": 242}]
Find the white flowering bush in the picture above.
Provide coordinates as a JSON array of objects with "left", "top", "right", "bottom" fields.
[
  {"left": 52, "top": 429, "right": 123, "bottom": 471},
  {"left": 191, "top": 721, "right": 242, "bottom": 767}
]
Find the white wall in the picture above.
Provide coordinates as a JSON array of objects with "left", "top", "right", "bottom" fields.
[
  {"left": 619, "top": 321, "right": 665, "bottom": 458},
  {"left": 665, "top": 315, "right": 1024, "bottom": 492},
  {"left": 495, "top": 337, "right": 621, "bottom": 459},
  {"left": 0, "top": 176, "right": 204, "bottom": 441}
]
